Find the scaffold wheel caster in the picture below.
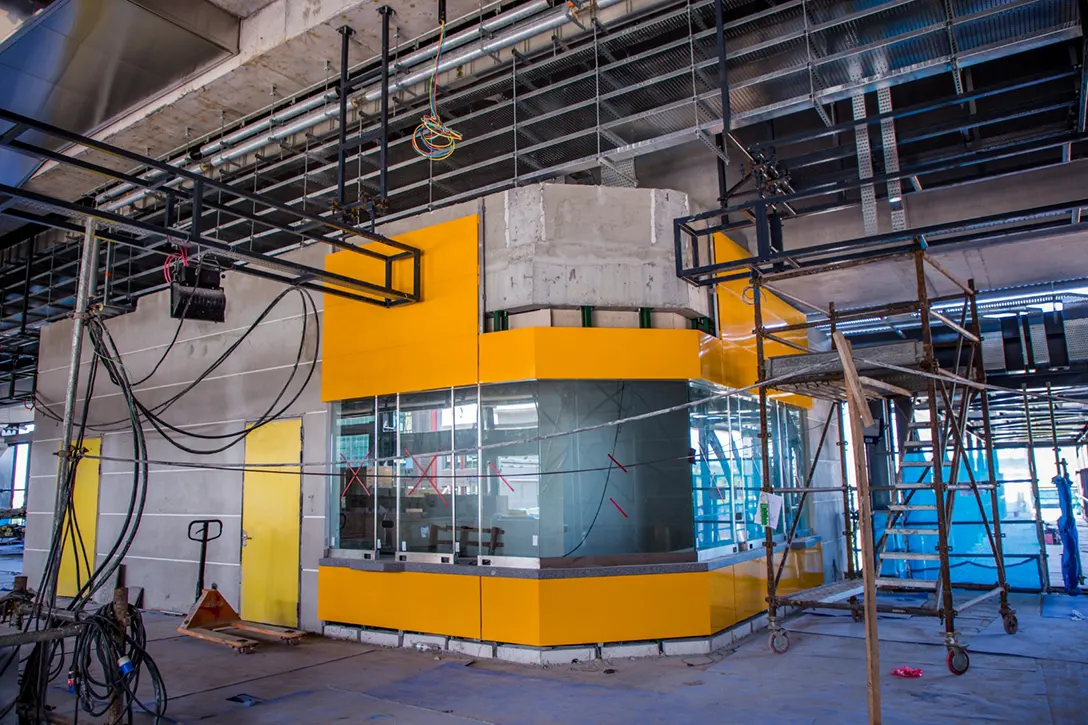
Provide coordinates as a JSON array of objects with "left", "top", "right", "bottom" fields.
[
  {"left": 1002, "top": 614, "right": 1018, "bottom": 635},
  {"left": 946, "top": 648, "right": 969, "bottom": 675},
  {"left": 769, "top": 631, "right": 790, "bottom": 655}
]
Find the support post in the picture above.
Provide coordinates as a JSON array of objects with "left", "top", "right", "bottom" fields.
[
  {"left": 969, "top": 282, "right": 1010, "bottom": 613},
  {"left": 1022, "top": 384, "right": 1050, "bottom": 589},
  {"left": 713, "top": 0, "right": 731, "bottom": 166},
  {"left": 337, "top": 25, "right": 355, "bottom": 210},
  {"left": 108, "top": 585, "right": 130, "bottom": 724},
  {"left": 41, "top": 217, "right": 98, "bottom": 607},
  {"left": 19, "top": 253, "right": 31, "bottom": 336},
  {"left": 752, "top": 275, "right": 777, "bottom": 629},
  {"left": 915, "top": 252, "right": 957, "bottom": 640},
  {"left": 833, "top": 332, "right": 881, "bottom": 725},
  {"left": 1046, "top": 381, "right": 1061, "bottom": 474},
  {"left": 378, "top": 7, "right": 393, "bottom": 205}
]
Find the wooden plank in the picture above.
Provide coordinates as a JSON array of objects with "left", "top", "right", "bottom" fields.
[
  {"left": 929, "top": 310, "right": 980, "bottom": 343},
  {"left": 858, "top": 375, "right": 913, "bottom": 398},
  {"left": 835, "top": 332, "right": 883, "bottom": 725},
  {"left": 832, "top": 332, "right": 876, "bottom": 427}
]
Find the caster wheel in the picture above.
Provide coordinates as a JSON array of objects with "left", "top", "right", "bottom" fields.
[
  {"left": 946, "top": 648, "right": 969, "bottom": 676},
  {"left": 769, "top": 631, "right": 790, "bottom": 655},
  {"left": 1002, "top": 614, "right": 1018, "bottom": 635}
]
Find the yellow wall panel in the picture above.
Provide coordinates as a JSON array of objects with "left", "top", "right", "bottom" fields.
[
  {"left": 318, "top": 547, "right": 822, "bottom": 644},
  {"left": 708, "top": 566, "right": 737, "bottom": 633},
  {"left": 537, "top": 573, "right": 710, "bottom": 645},
  {"left": 713, "top": 232, "right": 811, "bottom": 408},
  {"left": 732, "top": 557, "right": 767, "bottom": 621},
  {"left": 58, "top": 438, "right": 101, "bottom": 599},
  {"left": 479, "top": 327, "right": 708, "bottom": 384},
  {"left": 317, "top": 567, "right": 482, "bottom": 639},
  {"left": 323, "top": 215, "right": 480, "bottom": 401},
  {"left": 481, "top": 577, "right": 541, "bottom": 645}
]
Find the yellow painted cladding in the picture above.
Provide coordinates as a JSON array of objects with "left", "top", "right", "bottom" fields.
[
  {"left": 322, "top": 215, "right": 813, "bottom": 406},
  {"left": 241, "top": 419, "right": 302, "bottom": 627},
  {"left": 322, "top": 215, "right": 480, "bottom": 401},
  {"left": 318, "top": 544, "right": 823, "bottom": 646},
  {"left": 479, "top": 327, "right": 708, "bottom": 383},
  {"left": 319, "top": 566, "right": 483, "bottom": 639},
  {"left": 58, "top": 438, "right": 101, "bottom": 599},
  {"left": 713, "top": 232, "right": 811, "bottom": 407}
]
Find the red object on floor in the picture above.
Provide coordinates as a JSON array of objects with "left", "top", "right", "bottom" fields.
[{"left": 890, "top": 666, "right": 924, "bottom": 678}]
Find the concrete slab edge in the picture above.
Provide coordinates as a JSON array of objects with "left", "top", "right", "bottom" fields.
[{"left": 322, "top": 610, "right": 781, "bottom": 663}]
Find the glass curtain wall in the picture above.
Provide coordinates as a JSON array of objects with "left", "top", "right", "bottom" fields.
[
  {"left": 689, "top": 383, "right": 809, "bottom": 556},
  {"left": 332, "top": 381, "right": 809, "bottom": 566}
]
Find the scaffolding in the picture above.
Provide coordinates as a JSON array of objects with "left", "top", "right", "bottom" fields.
[{"left": 745, "top": 248, "right": 1017, "bottom": 676}]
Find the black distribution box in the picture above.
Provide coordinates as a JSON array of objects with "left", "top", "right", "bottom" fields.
[{"left": 170, "top": 266, "right": 226, "bottom": 323}]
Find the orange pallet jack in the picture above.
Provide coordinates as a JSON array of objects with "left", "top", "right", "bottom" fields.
[{"left": 176, "top": 519, "right": 305, "bottom": 653}]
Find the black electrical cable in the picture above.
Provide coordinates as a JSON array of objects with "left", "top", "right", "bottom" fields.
[
  {"left": 562, "top": 383, "right": 626, "bottom": 558},
  {"left": 128, "top": 276, "right": 193, "bottom": 387},
  {"left": 130, "top": 287, "right": 319, "bottom": 453},
  {"left": 69, "top": 602, "right": 167, "bottom": 722}
]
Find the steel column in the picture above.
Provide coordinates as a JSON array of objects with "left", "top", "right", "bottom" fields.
[
  {"left": 1022, "top": 384, "right": 1050, "bottom": 589},
  {"left": 752, "top": 274, "right": 777, "bottom": 630},
  {"left": 714, "top": 0, "right": 731, "bottom": 165},
  {"left": 916, "top": 251, "right": 957, "bottom": 640},
  {"left": 41, "top": 217, "right": 99, "bottom": 607},
  {"left": 378, "top": 7, "right": 393, "bottom": 204},
  {"left": 337, "top": 25, "right": 355, "bottom": 210}
]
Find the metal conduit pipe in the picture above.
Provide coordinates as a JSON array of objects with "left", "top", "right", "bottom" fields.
[
  {"left": 104, "top": 0, "right": 621, "bottom": 211},
  {"left": 97, "top": 0, "right": 552, "bottom": 207}
]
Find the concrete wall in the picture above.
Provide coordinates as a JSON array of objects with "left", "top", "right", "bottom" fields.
[
  {"left": 484, "top": 185, "right": 708, "bottom": 316},
  {"left": 27, "top": 245, "right": 327, "bottom": 627}
]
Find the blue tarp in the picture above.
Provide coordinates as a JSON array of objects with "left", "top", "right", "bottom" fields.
[{"left": 1054, "top": 475, "right": 1083, "bottom": 595}]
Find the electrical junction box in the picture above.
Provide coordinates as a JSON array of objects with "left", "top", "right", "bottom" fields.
[{"left": 170, "top": 266, "right": 226, "bottom": 323}]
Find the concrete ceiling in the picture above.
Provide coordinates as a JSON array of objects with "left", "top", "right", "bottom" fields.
[
  {"left": 206, "top": 0, "right": 279, "bottom": 18},
  {"left": 774, "top": 231, "right": 1088, "bottom": 313},
  {"left": 22, "top": 0, "right": 499, "bottom": 201}
]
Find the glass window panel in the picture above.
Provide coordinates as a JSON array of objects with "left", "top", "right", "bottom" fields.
[
  {"left": 453, "top": 386, "right": 480, "bottom": 561},
  {"left": 538, "top": 380, "right": 693, "bottom": 561},
  {"left": 375, "top": 395, "right": 398, "bottom": 557},
  {"left": 689, "top": 383, "right": 735, "bottom": 551},
  {"left": 398, "top": 390, "right": 454, "bottom": 555},
  {"left": 332, "top": 398, "right": 375, "bottom": 551},
  {"left": 480, "top": 382, "right": 540, "bottom": 559}
]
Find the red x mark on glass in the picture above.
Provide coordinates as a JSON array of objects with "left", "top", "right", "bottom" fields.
[
  {"left": 340, "top": 453, "right": 371, "bottom": 497},
  {"left": 403, "top": 447, "right": 448, "bottom": 507}
]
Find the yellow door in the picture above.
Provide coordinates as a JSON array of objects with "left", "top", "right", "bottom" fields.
[
  {"left": 240, "top": 419, "right": 302, "bottom": 626},
  {"left": 58, "top": 438, "right": 101, "bottom": 598}
]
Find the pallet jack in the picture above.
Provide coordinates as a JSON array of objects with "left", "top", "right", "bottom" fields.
[{"left": 177, "top": 519, "right": 305, "bottom": 653}]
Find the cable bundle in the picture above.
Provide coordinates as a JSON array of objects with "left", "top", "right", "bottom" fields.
[
  {"left": 162, "top": 243, "right": 189, "bottom": 284},
  {"left": 412, "top": 21, "right": 462, "bottom": 161},
  {"left": 69, "top": 603, "right": 167, "bottom": 722}
]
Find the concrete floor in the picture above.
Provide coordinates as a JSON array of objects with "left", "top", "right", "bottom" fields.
[{"left": 43, "top": 592, "right": 1087, "bottom": 724}]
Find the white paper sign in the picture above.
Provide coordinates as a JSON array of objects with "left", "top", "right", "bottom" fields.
[{"left": 759, "top": 492, "right": 785, "bottom": 529}]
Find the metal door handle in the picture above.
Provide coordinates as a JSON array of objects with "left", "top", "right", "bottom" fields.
[{"left": 241, "top": 530, "right": 254, "bottom": 547}]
